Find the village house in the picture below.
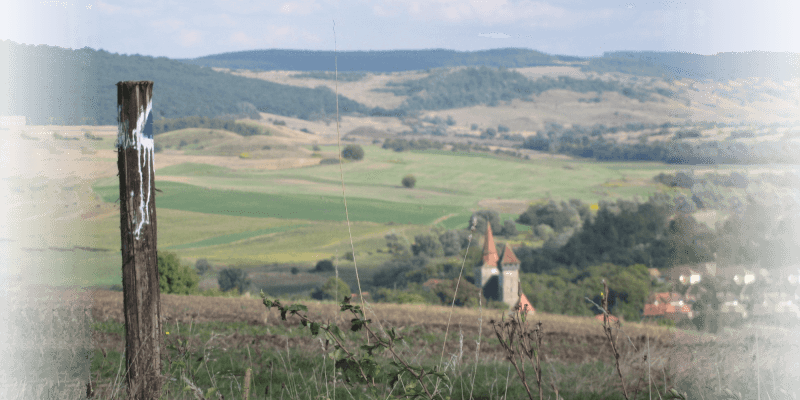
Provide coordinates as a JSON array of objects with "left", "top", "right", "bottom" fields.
[
  {"left": 643, "top": 292, "right": 693, "bottom": 320},
  {"left": 669, "top": 265, "right": 702, "bottom": 285}
]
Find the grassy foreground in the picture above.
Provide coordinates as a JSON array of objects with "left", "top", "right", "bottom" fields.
[{"left": 6, "top": 286, "right": 798, "bottom": 400}]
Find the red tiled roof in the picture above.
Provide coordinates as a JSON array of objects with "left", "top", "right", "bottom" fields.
[
  {"left": 643, "top": 304, "right": 693, "bottom": 316},
  {"left": 482, "top": 221, "right": 499, "bottom": 267},
  {"left": 500, "top": 243, "right": 520, "bottom": 265},
  {"left": 517, "top": 292, "right": 535, "bottom": 314}
]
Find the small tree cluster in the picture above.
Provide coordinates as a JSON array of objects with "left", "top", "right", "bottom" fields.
[
  {"left": 195, "top": 259, "right": 211, "bottom": 276},
  {"left": 217, "top": 268, "right": 251, "bottom": 294},
  {"left": 313, "top": 259, "right": 335, "bottom": 273},
  {"left": 470, "top": 209, "right": 519, "bottom": 237},
  {"left": 311, "top": 277, "right": 351, "bottom": 302},
  {"left": 401, "top": 174, "right": 416, "bottom": 188},
  {"left": 341, "top": 144, "right": 364, "bottom": 161},
  {"left": 158, "top": 251, "right": 200, "bottom": 295}
]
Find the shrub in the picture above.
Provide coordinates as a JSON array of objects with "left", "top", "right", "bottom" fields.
[
  {"left": 239, "top": 152, "right": 250, "bottom": 159},
  {"left": 412, "top": 234, "right": 444, "bottom": 258},
  {"left": 314, "top": 259, "right": 335, "bottom": 273},
  {"left": 438, "top": 230, "right": 462, "bottom": 256},
  {"left": 195, "top": 259, "right": 211, "bottom": 276},
  {"left": 401, "top": 174, "right": 416, "bottom": 188},
  {"left": 273, "top": 119, "right": 286, "bottom": 126},
  {"left": 311, "top": 277, "right": 351, "bottom": 302},
  {"left": 657, "top": 318, "right": 676, "bottom": 327},
  {"left": 385, "top": 233, "right": 409, "bottom": 255},
  {"left": 291, "top": 267, "right": 299, "bottom": 275},
  {"left": 501, "top": 220, "right": 518, "bottom": 237},
  {"left": 341, "top": 144, "right": 364, "bottom": 161},
  {"left": 217, "top": 268, "right": 251, "bottom": 294},
  {"left": 471, "top": 123, "right": 479, "bottom": 131},
  {"left": 312, "top": 144, "right": 321, "bottom": 151},
  {"left": 158, "top": 251, "right": 200, "bottom": 295}
]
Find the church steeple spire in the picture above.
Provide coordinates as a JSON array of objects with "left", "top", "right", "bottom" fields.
[{"left": 482, "top": 221, "right": 499, "bottom": 267}]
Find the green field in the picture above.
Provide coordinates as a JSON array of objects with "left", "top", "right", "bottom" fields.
[{"left": 86, "top": 144, "right": 679, "bottom": 288}]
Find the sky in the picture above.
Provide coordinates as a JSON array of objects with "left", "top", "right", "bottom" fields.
[{"left": 2, "top": 0, "right": 800, "bottom": 59}]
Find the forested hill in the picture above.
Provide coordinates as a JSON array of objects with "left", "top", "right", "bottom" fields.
[
  {"left": 583, "top": 51, "right": 800, "bottom": 81},
  {"left": 179, "top": 48, "right": 573, "bottom": 72},
  {"left": 183, "top": 47, "right": 799, "bottom": 81},
  {"left": 0, "top": 40, "right": 371, "bottom": 125}
]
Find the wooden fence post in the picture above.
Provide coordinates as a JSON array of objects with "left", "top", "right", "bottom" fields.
[{"left": 116, "top": 81, "right": 162, "bottom": 400}]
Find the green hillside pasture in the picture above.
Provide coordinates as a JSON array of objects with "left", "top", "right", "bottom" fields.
[
  {"left": 156, "top": 162, "right": 235, "bottom": 177},
  {"left": 93, "top": 181, "right": 462, "bottom": 225},
  {"left": 155, "top": 128, "right": 300, "bottom": 158},
  {"left": 154, "top": 146, "right": 673, "bottom": 212},
  {"left": 165, "top": 224, "right": 311, "bottom": 250},
  {"left": 179, "top": 221, "right": 402, "bottom": 265}
]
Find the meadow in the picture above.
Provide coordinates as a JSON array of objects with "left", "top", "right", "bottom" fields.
[
  {"left": 85, "top": 143, "right": 680, "bottom": 289},
  {"left": 4, "top": 282, "right": 796, "bottom": 400}
]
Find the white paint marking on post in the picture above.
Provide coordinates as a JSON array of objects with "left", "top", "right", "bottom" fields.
[{"left": 132, "top": 99, "right": 154, "bottom": 238}]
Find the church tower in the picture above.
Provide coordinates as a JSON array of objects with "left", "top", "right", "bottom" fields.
[
  {"left": 499, "top": 243, "right": 520, "bottom": 306},
  {"left": 476, "top": 222, "right": 524, "bottom": 309},
  {"left": 475, "top": 221, "right": 499, "bottom": 290}
]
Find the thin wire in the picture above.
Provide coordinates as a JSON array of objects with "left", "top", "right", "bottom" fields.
[
  {"left": 438, "top": 220, "right": 476, "bottom": 380},
  {"left": 332, "top": 20, "right": 367, "bottom": 333}
]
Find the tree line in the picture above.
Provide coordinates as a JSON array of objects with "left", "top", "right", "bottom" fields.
[
  {"left": 152, "top": 116, "right": 270, "bottom": 136},
  {"left": 521, "top": 122, "right": 800, "bottom": 164},
  {"left": 377, "top": 66, "right": 669, "bottom": 112}
]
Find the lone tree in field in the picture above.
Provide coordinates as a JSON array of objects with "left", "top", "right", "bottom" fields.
[
  {"left": 314, "top": 259, "right": 335, "bottom": 273},
  {"left": 402, "top": 174, "right": 416, "bottom": 188},
  {"left": 218, "top": 268, "right": 251, "bottom": 294},
  {"left": 312, "top": 277, "right": 351, "bottom": 302},
  {"left": 342, "top": 144, "right": 364, "bottom": 161}
]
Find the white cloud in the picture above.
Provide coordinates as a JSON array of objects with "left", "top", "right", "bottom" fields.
[
  {"left": 279, "top": 0, "right": 322, "bottom": 15},
  {"left": 229, "top": 31, "right": 255, "bottom": 46},
  {"left": 178, "top": 29, "right": 203, "bottom": 47},
  {"left": 95, "top": 0, "right": 152, "bottom": 17},
  {"left": 374, "top": 0, "right": 570, "bottom": 27},
  {"left": 478, "top": 32, "right": 510, "bottom": 39},
  {"left": 150, "top": 18, "right": 185, "bottom": 32}
]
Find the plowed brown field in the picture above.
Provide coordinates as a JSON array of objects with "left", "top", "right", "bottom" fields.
[{"left": 90, "top": 289, "right": 674, "bottom": 366}]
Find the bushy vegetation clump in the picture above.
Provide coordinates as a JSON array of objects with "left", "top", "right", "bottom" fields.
[
  {"left": 401, "top": 174, "right": 416, "bottom": 188},
  {"left": 158, "top": 251, "right": 200, "bottom": 295},
  {"left": 217, "top": 268, "right": 251, "bottom": 294},
  {"left": 313, "top": 259, "right": 335, "bottom": 273},
  {"left": 341, "top": 144, "right": 364, "bottom": 161},
  {"left": 195, "top": 259, "right": 211, "bottom": 276},
  {"left": 311, "top": 277, "right": 351, "bottom": 302},
  {"left": 152, "top": 116, "right": 269, "bottom": 136}
]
